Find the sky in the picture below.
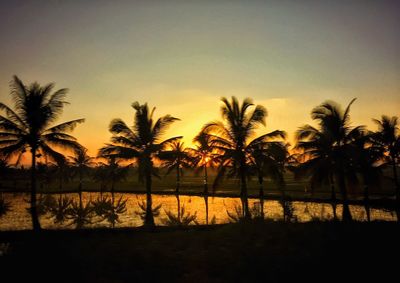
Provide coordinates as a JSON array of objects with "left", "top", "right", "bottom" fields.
[{"left": 0, "top": 0, "right": 399, "bottom": 159}]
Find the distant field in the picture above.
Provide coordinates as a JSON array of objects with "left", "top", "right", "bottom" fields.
[{"left": 1, "top": 168, "right": 397, "bottom": 200}]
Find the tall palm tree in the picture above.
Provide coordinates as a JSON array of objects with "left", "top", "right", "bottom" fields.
[
  {"left": 248, "top": 138, "right": 288, "bottom": 218},
  {"left": 294, "top": 126, "right": 339, "bottom": 220},
  {"left": 188, "top": 132, "right": 220, "bottom": 225},
  {"left": 0, "top": 76, "right": 84, "bottom": 231},
  {"left": 372, "top": 115, "right": 400, "bottom": 221},
  {"left": 159, "top": 140, "right": 192, "bottom": 194},
  {"left": 352, "top": 131, "right": 383, "bottom": 222},
  {"left": 202, "top": 96, "right": 281, "bottom": 219},
  {"left": 99, "top": 102, "right": 180, "bottom": 226},
  {"left": 295, "top": 99, "right": 364, "bottom": 222},
  {"left": 248, "top": 135, "right": 287, "bottom": 197},
  {"left": 69, "top": 147, "right": 96, "bottom": 204},
  {"left": 95, "top": 156, "right": 129, "bottom": 228},
  {"left": 188, "top": 132, "right": 219, "bottom": 195}
]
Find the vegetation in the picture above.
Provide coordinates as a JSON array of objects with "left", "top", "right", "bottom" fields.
[
  {"left": 201, "top": 97, "right": 286, "bottom": 219},
  {"left": 295, "top": 99, "right": 365, "bottom": 221},
  {"left": 69, "top": 147, "right": 96, "bottom": 203},
  {"left": 99, "top": 102, "right": 181, "bottom": 226},
  {"left": 188, "top": 132, "right": 220, "bottom": 195},
  {"left": 0, "top": 77, "right": 398, "bottom": 228},
  {"left": 372, "top": 115, "right": 400, "bottom": 221},
  {"left": 159, "top": 140, "right": 193, "bottom": 194},
  {"left": 0, "top": 76, "right": 84, "bottom": 230}
]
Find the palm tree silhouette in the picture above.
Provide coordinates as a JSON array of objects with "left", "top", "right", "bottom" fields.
[
  {"left": 248, "top": 136, "right": 288, "bottom": 218},
  {"left": 99, "top": 102, "right": 180, "bottom": 226},
  {"left": 55, "top": 158, "right": 72, "bottom": 194},
  {"left": 0, "top": 76, "right": 84, "bottom": 231},
  {"left": 352, "top": 131, "right": 383, "bottom": 222},
  {"left": 372, "top": 115, "right": 400, "bottom": 221},
  {"left": 295, "top": 99, "right": 364, "bottom": 221},
  {"left": 96, "top": 156, "right": 129, "bottom": 195},
  {"left": 159, "top": 140, "right": 192, "bottom": 194},
  {"left": 188, "top": 132, "right": 220, "bottom": 225},
  {"left": 188, "top": 132, "right": 220, "bottom": 195},
  {"left": 69, "top": 147, "right": 96, "bottom": 204},
  {"left": 202, "top": 96, "right": 278, "bottom": 219},
  {"left": 294, "top": 126, "right": 339, "bottom": 220}
]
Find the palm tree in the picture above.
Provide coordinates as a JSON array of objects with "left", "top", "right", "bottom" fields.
[
  {"left": 97, "top": 156, "right": 129, "bottom": 196},
  {"left": 295, "top": 99, "right": 364, "bottom": 222},
  {"left": 69, "top": 147, "right": 96, "bottom": 204},
  {"left": 294, "top": 126, "right": 339, "bottom": 220},
  {"left": 188, "top": 132, "right": 220, "bottom": 195},
  {"left": 54, "top": 158, "right": 72, "bottom": 193},
  {"left": 372, "top": 115, "right": 400, "bottom": 221},
  {"left": 202, "top": 96, "right": 281, "bottom": 219},
  {"left": 352, "top": 131, "right": 383, "bottom": 222},
  {"left": 0, "top": 76, "right": 84, "bottom": 231},
  {"left": 92, "top": 164, "right": 108, "bottom": 193},
  {"left": 188, "top": 132, "right": 220, "bottom": 225},
  {"left": 99, "top": 102, "right": 180, "bottom": 226},
  {"left": 248, "top": 138, "right": 288, "bottom": 218},
  {"left": 159, "top": 140, "right": 192, "bottom": 194}
]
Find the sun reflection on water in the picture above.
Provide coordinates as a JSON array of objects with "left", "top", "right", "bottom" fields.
[{"left": 0, "top": 193, "right": 396, "bottom": 230}]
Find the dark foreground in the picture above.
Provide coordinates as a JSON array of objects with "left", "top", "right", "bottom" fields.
[{"left": 0, "top": 222, "right": 398, "bottom": 283}]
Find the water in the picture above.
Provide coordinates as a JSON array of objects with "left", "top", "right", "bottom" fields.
[{"left": 0, "top": 192, "right": 397, "bottom": 230}]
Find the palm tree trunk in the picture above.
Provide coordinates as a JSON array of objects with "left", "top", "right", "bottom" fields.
[
  {"left": 176, "top": 166, "right": 180, "bottom": 194},
  {"left": 279, "top": 185, "right": 287, "bottom": 222},
  {"left": 203, "top": 164, "right": 208, "bottom": 195},
  {"left": 240, "top": 163, "right": 250, "bottom": 219},
  {"left": 329, "top": 174, "right": 338, "bottom": 221},
  {"left": 363, "top": 185, "right": 371, "bottom": 222},
  {"left": 145, "top": 169, "right": 154, "bottom": 226},
  {"left": 30, "top": 148, "right": 41, "bottom": 231},
  {"left": 59, "top": 168, "right": 63, "bottom": 192},
  {"left": 111, "top": 181, "right": 115, "bottom": 228},
  {"left": 78, "top": 170, "right": 82, "bottom": 206},
  {"left": 391, "top": 158, "right": 400, "bottom": 222},
  {"left": 338, "top": 172, "right": 352, "bottom": 222},
  {"left": 258, "top": 173, "right": 264, "bottom": 218},
  {"left": 176, "top": 194, "right": 181, "bottom": 221},
  {"left": 204, "top": 196, "right": 209, "bottom": 225}
]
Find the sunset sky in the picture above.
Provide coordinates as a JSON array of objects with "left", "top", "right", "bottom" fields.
[{"left": 0, "top": 0, "right": 399, "bottom": 158}]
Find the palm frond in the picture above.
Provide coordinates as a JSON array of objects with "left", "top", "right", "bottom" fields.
[
  {"left": 245, "top": 104, "right": 267, "bottom": 130},
  {"left": 0, "top": 102, "right": 26, "bottom": 129},
  {"left": 44, "top": 119, "right": 85, "bottom": 133},
  {"left": 9, "top": 75, "right": 27, "bottom": 112},
  {"left": 152, "top": 115, "right": 180, "bottom": 141},
  {"left": 39, "top": 143, "right": 66, "bottom": 164},
  {"left": 342, "top": 98, "right": 357, "bottom": 125},
  {"left": 109, "top": 118, "right": 136, "bottom": 138},
  {"left": 295, "top": 125, "right": 320, "bottom": 141},
  {"left": 42, "top": 135, "right": 82, "bottom": 152},
  {"left": 0, "top": 140, "right": 26, "bottom": 160},
  {"left": 99, "top": 144, "right": 139, "bottom": 160},
  {"left": 247, "top": 130, "right": 286, "bottom": 148},
  {"left": 0, "top": 115, "right": 26, "bottom": 134}
]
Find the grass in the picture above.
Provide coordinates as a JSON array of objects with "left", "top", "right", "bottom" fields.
[{"left": 0, "top": 221, "right": 398, "bottom": 282}]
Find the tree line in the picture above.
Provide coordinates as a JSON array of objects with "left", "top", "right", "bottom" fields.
[{"left": 0, "top": 76, "right": 399, "bottom": 230}]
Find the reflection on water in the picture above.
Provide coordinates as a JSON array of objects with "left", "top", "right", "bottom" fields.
[{"left": 0, "top": 193, "right": 397, "bottom": 230}]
